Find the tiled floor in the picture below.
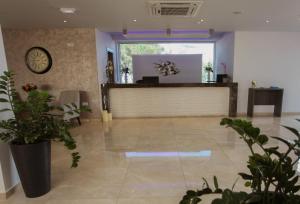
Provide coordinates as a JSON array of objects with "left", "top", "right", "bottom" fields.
[{"left": 1, "top": 116, "right": 300, "bottom": 204}]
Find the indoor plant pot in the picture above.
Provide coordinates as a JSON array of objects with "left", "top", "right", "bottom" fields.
[
  {"left": 10, "top": 140, "right": 51, "bottom": 198},
  {"left": 0, "top": 71, "right": 90, "bottom": 198}
]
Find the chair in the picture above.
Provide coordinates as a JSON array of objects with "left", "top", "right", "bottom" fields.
[{"left": 59, "top": 90, "right": 81, "bottom": 125}]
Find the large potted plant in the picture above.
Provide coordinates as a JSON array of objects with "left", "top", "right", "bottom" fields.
[
  {"left": 0, "top": 71, "right": 90, "bottom": 198},
  {"left": 180, "top": 118, "right": 300, "bottom": 204}
]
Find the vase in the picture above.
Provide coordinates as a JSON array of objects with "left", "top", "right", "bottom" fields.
[
  {"left": 10, "top": 140, "right": 51, "bottom": 198},
  {"left": 102, "top": 110, "right": 109, "bottom": 122},
  {"left": 207, "top": 72, "right": 211, "bottom": 82}
]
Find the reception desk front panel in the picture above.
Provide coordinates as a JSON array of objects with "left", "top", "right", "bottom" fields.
[{"left": 101, "top": 83, "right": 238, "bottom": 118}]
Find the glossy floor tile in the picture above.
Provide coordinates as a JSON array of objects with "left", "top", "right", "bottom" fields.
[{"left": 1, "top": 116, "right": 300, "bottom": 204}]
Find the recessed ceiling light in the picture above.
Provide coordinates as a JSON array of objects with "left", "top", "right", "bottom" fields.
[
  {"left": 133, "top": 19, "right": 137, "bottom": 22},
  {"left": 197, "top": 19, "right": 205, "bottom": 24},
  {"left": 60, "top": 8, "right": 76, "bottom": 14},
  {"left": 265, "top": 19, "right": 271, "bottom": 23},
  {"left": 63, "top": 20, "right": 68, "bottom": 23},
  {"left": 233, "top": 11, "right": 242, "bottom": 15}
]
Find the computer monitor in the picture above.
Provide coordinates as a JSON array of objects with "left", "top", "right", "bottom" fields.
[{"left": 142, "top": 76, "right": 159, "bottom": 84}]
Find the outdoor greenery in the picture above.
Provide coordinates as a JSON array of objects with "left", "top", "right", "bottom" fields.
[
  {"left": 0, "top": 71, "right": 90, "bottom": 167},
  {"left": 180, "top": 118, "right": 300, "bottom": 204},
  {"left": 119, "top": 43, "right": 215, "bottom": 83},
  {"left": 120, "top": 44, "right": 165, "bottom": 82},
  {"left": 120, "top": 43, "right": 165, "bottom": 72}
]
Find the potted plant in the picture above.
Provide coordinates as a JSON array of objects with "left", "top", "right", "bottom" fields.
[
  {"left": 0, "top": 71, "right": 90, "bottom": 198},
  {"left": 204, "top": 62, "right": 213, "bottom": 82},
  {"left": 180, "top": 118, "right": 300, "bottom": 204}
]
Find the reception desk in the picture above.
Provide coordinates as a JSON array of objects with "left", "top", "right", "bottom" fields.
[{"left": 101, "top": 83, "right": 238, "bottom": 118}]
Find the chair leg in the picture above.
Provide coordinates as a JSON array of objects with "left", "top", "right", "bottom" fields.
[{"left": 76, "top": 117, "right": 81, "bottom": 126}]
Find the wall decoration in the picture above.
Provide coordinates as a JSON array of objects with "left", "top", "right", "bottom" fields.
[
  {"left": 105, "top": 60, "right": 114, "bottom": 83},
  {"left": 251, "top": 80, "right": 257, "bottom": 88},
  {"left": 25, "top": 47, "right": 52, "bottom": 74},
  {"left": 154, "top": 60, "right": 180, "bottom": 76}
]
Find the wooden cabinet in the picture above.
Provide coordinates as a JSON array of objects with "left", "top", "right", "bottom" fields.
[{"left": 247, "top": 88, "right": 283, "bottom": 117}]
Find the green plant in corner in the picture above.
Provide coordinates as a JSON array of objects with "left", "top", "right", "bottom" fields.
[
  {"left": 0, "top": 71, "right": 90, "bottom": 168},
  {"left": 180, "top": 118, "right": 300, "bottom": 204}
]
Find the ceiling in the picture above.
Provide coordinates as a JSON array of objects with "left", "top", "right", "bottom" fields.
[{"left": 1, "top": 0, "right": 300, "bottom": 32}]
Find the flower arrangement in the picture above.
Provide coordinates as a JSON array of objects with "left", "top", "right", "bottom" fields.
[
  {"left": 204, "top": 62, "right": 214, "bottom": 73},
  {"left": 22, "top": 83, "right": 37, "bottom": 92},
  {"left": 154, "top": 60, "right": 180, "bottom": 76},
  {"left": 251, "top": 80, "right": 257, "bottom": 88},
  {"left": 221, "top": 62, "right": 227, "bottom": 74}
]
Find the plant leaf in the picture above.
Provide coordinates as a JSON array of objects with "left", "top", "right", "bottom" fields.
[
  {"left": 0, "top": 108, "right": 11, "bottom": 112},
  {"left": 271, "top": 136, "right": 292, "bottom": 148},
  {"left": 0, "top": 98, "right": 9, "bottom": 102},
  {"left": 282, "top": 125, "right": 300, "bottom": 138},
  {"left": 213, "top": 176, "right": 219, "bottom": 190},
  {"left": 239, "top": 173, "right": 253, "bottom": 180}
]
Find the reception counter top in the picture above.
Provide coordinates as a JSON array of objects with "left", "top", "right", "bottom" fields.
[
  {"left": 103, "top": 82, "right": 238, "bottom": 88},
  {"left": 101, "top": 83, "right": 238, "bottom": 118}
]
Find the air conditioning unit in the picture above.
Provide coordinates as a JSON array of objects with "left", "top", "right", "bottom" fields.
[{"left": 148, "top": 0, "right": 204, "bottom": 17}]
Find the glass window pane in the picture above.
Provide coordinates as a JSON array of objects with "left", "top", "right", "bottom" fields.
[{"left": 119, "top": 43, "right": 214, "bottom": 83}]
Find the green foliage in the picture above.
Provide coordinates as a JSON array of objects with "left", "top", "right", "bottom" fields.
[
  {"left": 120, "top": 43, "right": 165, "bottom": 75},
  {"left": 0, "top": 71, "right": 91, "bottom": 168},
  {"left": 180, "top": 118, "right": 300, "bottom": 204}
]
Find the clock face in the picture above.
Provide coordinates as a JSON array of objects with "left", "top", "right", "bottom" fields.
[{"left": 25, "top": 47, "right": 52, "bottom": 74}]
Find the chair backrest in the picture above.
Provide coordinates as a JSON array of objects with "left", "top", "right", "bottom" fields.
[{"left": 59, "top": 90, "right": 80, "bottom": 120}]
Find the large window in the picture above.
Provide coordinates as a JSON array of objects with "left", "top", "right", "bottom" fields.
[{"left": 119, "top": 42, "right": 215, "bottom": 83}]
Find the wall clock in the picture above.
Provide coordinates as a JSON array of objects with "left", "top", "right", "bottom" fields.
[{"left": 25, "top": 47, "right": 52, "bottom": 74}]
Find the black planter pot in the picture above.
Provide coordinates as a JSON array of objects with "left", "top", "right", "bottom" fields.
[{"left": 10, "top": 140, "right": 51, "bottom": 198}]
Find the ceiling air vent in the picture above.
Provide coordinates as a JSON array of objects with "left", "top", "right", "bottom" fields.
[{"left": 148, "top": 1, "right": 203, "bottom": 17}]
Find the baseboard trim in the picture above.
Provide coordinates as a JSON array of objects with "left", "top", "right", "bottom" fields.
[
  {"left": 0, "top": 184, "right": 18, "bottom": 200},
  {"left": 81, "top": 118, "right": 102, "bottom": 123},
  {"left": 111, "top": 114, "right": 229, "bottom": 119},
  {"left": 237, "top": 112, "right": 300, "bottom": 117}
]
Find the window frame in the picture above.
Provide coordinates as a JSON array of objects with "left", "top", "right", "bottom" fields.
[{"left": 116, "top": 41, "right": 216, "bottom": 83}]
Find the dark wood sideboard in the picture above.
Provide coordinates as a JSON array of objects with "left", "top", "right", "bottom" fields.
[{"left": 247, "top": 88, "right": 284, "bottom": 117}]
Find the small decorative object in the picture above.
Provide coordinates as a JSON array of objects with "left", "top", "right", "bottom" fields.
[
  {"left": 251, "top": 80, "right": 257, "bottom": 88},
  {"left": 0, "top": 71, "right": 90, "bottom": 198},
  {"left": 204, "top": 62, "right": 213, "bottom": 82},
  {"left": 154, "top": 60, "right": 180, "bottom": 76},
  {"left": 121, "top": 67, "right": 130, "bottom": 84},
  {"left": 22, "top": 83, "right": 37, "bottom": 92},
  {"left": 102, "top": 110, "right": 109, "bottom": 122},
  {"left": 108, "top": 112, "right": 113, "bottom": 121},
  {"left": 25, "top": 47, "right": 52, "bottom": 74},
  {"left": 105, "top": 60, "right": 114, "bottom": 83},
  {"left": 180, "top": 118, "right": 300, "bottom": 203},
  {"left": 221, "top": 62, "right": 227, "bottom": 74}
]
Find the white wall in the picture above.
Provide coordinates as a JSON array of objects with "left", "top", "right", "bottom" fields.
[
  {"left": 0, "top": 25, "right": 19, "bottom": 194},
  {"left": 233, "top": 31, "right": 300, "bottom": 114},
  {"left": 215, "top": 32, "right": 235, "bottom": 79},
  {"left": 95, "top": 29, "right": 116, "bottom": 83},
  {"left": 132, "top": 54, "right": 202, "bottom": 83}
]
